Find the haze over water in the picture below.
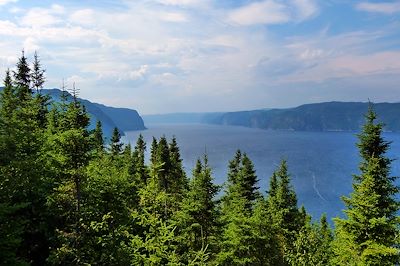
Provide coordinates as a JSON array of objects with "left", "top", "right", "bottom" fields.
[{"left": 124, "top": 123, "right": 400, "bottom": 222}]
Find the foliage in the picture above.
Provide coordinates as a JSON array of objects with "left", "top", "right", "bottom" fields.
[{"left": 0, "top": 52, "right": 399, "bottom": 266}]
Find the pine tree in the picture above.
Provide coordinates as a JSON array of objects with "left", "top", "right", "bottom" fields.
[{"left": 333, "top": 105, "right": 400, "bottom": 265}]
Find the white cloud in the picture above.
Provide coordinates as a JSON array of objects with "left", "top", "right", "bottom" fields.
[
  {"left": 20, "top": 5, "right": 65, "bottom": 28},
  {"left": 160, "top": 12, "right": 188, "bottom": 22},
  {"left": 291, "top": 0, "right": 318, "bottom": 21},
  {"left": 23, "top": 37, "right": 39, "bottom": 53},
  {"left": 130, "top": 65, "right": 149, "bottom": 80},
  {"left": 228, "top": 1, "right": 289, "bottom": 26},
  {"left": 356, "top": 1, "right": 400, "bottom": 14},
  {"left": 227, "top": 0, "right": 318, "bottom": 26},
  {"left": 0, "top": 0, "right": 17, "bottom": 6},
  {"left": 156, "top": 0, "right": 206, "bottom": 7},
  {"left": 69, "top": 9, "right": 95, "bottom": 26}
]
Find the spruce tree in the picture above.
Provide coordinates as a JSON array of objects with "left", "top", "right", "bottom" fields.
[
  {"left": 133, "top": 134, "right": 148, "bottom": 185},
  {"left": 267, "top": 160, "right": 302, "bottom": 265},
  {"left": 110, "top": 127, "right": 123, "bottom": 156},
  {"left": 0, "top": 56, "right": 51, "bottom": 264},
  {"left": 175, "top": 155, "right": 219, "bottom": 263},
  {"left": 13, "top": 50, "right": 31, "bottom": 100},
  {"left": 333, "top": 105, "right": 400, "bottom": 265},
  {"left": 217, "top": 151, "right": 263, "bottom": 265},
  {"left": 31, "top": 51, "right": 45, "bottom": 93},
  {"left": 92, "top": 120, "right": 104, "bottom": 154}
]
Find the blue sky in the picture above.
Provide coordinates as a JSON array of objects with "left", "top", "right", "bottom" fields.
[{"left": 0, "top": 0, "right": 399, "bottom": 114}]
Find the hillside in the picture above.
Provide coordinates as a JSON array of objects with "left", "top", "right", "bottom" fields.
[
  {"left": 207, "top": 102, "right": 400, "bottom": 132},
  {"left": 145, "top": 102, "right": 400, "bottom": 132},
  {"left": 0, "top": 87, "right": 146, "bottom": 137},
  {"left": 45, "top": 89, "right": 146, "bottom": 136}
]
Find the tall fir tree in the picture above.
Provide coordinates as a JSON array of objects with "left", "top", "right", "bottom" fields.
[
  {"left": 31, "top": 51, "right": 45, "bottom": 93},
  {"left": 175, "top": 155, "right": 220, "bottom": 263},
  {"left": 110, "top": 127, "right": 123, "bottom": 156},
  {"left": 267, "top": 160, "right": 302, "bottom": 265},
  {"left": 92, "top": 120, "right": 104, "bottom": 154},
  {"left": 333, "top": 105, "right": 400, "bottom": 265},
  {"left": 133, "top": 134, "right": 148, "bottom": 185},
  {"left": 217, "top": 151, "right": 265, "bottom": 265},
  {"left": 13, "top": 50, "right": 31, "bottom": 101}
]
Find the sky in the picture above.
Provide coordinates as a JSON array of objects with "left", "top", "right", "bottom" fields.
[{"left": 0, "top": 0, "right": 399, "bottom": 114}]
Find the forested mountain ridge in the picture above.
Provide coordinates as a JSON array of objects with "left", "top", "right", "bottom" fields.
[
  {"left": 206, "top": 102, "right": 400, "bottom": 131},
  {"left": 0, "top": 87, "right": 146, "bottom": 137},
  {"left": 145, "top": 102, "right": 400, "bottom": 132}
]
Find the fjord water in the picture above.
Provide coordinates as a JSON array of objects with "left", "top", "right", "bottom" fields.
[{"left": 124, "top": 123, "right": 400, "bottom": 221}]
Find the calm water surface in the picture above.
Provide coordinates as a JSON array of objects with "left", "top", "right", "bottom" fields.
[{"left": 124, "top": 123, "right": 400, "bottom": 221}]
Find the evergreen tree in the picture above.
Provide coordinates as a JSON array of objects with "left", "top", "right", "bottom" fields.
[
  {"left": 169, "top": 136, "right": 188, "bottom": 193},
  {"left": 92, "top": 120, "right": 104, "bottom": 154},
  {"left": 0, "top": 57, "right": 51, "bottom": 264},
  {"left": 13, "top": 50, "right": 31, "bottom": 100},
  {"left": 267, "top": 160, "right": 302, "bottom": 265},
  {"left": 333, "top": 105, "right": 400, "bottom": 265},
  {"left": 110, "top": 127, "right": 123, "bottom": 156},
  {"left": 175, "top": 155, "right": 220, "bottom": 263},
  {"left": 217, "top": 152, "right": 264, "bottom": 265},
  {"left": 31, "top": 51, "right": 45, "bottom": 93},
  {"left": 238, "top": 153, "right": 259, "bottom": 209},
  {"left": 133, "top": 134, "right": 148, "bottom": 185},
  {"left": 287, "top": 213, "right": 333, "bottom": 266},
  {"left": 45, "top": 87, "right": 91, "bottom": 264}
]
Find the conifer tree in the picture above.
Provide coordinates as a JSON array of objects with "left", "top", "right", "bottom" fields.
[
  {"left": 217, "top": 151, "right": 264, "bottom": 265},
  {"left": 92, "top": 120, "right": 104, "bottom": 154},
  {"left": 45, "top": 85, "right": 91, "bottom": 264},
  {"left": 287, "top": 213, "right": 333, "bottom": 266},
  {"left": 133, "top": 134, "right": 148, "bottom": 185},
  {"left": 267, "top": 160, "right": 302, "bottom": 265},
  {"left": 238, "top": 153, "right": 259, "bottom": 209},
  {"left": 31, "top": 51, "right": 45, "bottom": 93},
  {"left": 333, "top": 105, "right": 400, "bottom": 265},
  {"left": 175, "top": 155, "right": 219, "bottom": 263},
  {"left": 0, "top": 55, "right": 51, "bottom": 264},
  {"left": 13, "top": 50, "right": 31, "bottom": 100},
  {"left": 169, "top": 136, "right": 188, "bottom": 193},
  {"left": 110, "top": 127, "right": 123, "bottom": 156}
]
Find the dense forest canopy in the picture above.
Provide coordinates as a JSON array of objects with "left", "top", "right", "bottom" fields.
[{"left": 0, "top": 52, "right": 399, "bottom": 265}]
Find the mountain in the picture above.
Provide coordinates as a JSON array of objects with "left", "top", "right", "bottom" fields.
[
  {"left": 0, "top": 87, "right": 146, "bottom": 137},
  {"left": 207, "top": 102, "right": 400, "bottom": 132},
  {"left": 145, "top": 102, "right": 400, "bottom": 132},
  {"left": 44, "top": 89, "right": 146, "bottom": 136}
]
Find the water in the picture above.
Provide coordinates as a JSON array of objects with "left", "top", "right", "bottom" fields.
[{"left": 123, "top": 123, "right": 400, "bottom": 222}]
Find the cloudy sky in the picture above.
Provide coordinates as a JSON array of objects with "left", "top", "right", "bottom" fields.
[{"left": 0, "top": 0, "right": 399, "bottom": 114}]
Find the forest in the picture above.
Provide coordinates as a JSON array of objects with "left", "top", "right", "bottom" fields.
[{"left": 0, "top": 52, "right": 399, "bottom": 265}]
